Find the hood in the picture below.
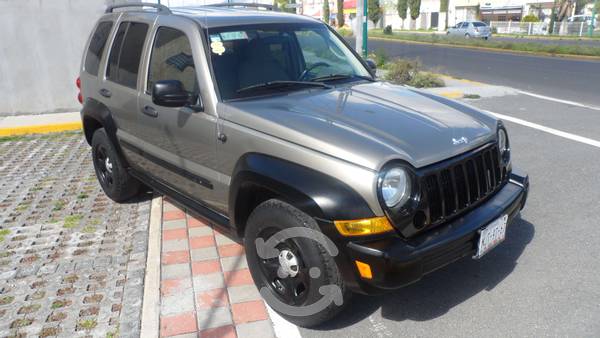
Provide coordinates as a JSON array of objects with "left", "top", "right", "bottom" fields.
[{"left": 221, "top": 81, "right": 498, "bottom": 171}]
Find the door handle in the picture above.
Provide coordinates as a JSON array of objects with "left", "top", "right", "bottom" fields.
[
  {"left": 142, "top": 105, "right": 158, "bottom": 118},
  {"left": 99, "top": 88, "right": 112, "bottom": 98}
]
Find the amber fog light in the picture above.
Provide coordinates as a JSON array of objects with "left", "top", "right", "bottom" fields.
[{"left": 334, "top": 217, "right": 394, "bottom": 236}]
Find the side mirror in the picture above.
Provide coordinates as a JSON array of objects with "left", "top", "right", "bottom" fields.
[
  {"left": 152, "top": 80, "right": 199, "bottom": 108},
  {"left": 365, "top": 59, "right": 377, "bottom": 71}
]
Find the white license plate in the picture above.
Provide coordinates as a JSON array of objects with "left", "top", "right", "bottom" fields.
[{"left": 474, "top": 214, "right": 508, "bottom": 259}]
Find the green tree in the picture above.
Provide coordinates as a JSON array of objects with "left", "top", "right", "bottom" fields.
[
  {"left": 323, "top": 0, "right": 330, "bottom": 23},
  {"left": 522, "top": 14, "right": 540, "bottom": 22},
  {"left": 368, "top": 0, "right": 383, "bottom": 25},
  {"left": 439, "top": 0, "right": 449, "bottom": 28},
  {"left": 439, "top": 0, "right": 448, "bottom": 12},
  {"left": 274, "top": 0, "right": 295, "bottom": 13},
  {"left": 397, "top": 0, "right": 408, "bottom": 20},
  {"left": 337, "top": 0, "right": 345, "bottom": 27},
  {"left": 408, "top": 0, "right": 421, "bottom": 20}
]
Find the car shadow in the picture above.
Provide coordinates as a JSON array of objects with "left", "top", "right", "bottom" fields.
[
  {"left": 314, "top": 215, "right": 535, "bottom": 330},
  {"left": 120, "top": 188, "right": 155, "bottom": 204}
]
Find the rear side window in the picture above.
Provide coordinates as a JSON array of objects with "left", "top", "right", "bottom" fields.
[
  {"left": 473, "top": 22, "right": 487, "bottom": 27},
  {"left": 85, "top": 21, "right": 113, "bottom": 76},
  {"left": 147, "top": 27, "right": 198, "bottom": 93},
  {"left": 107, "top": 21, "right": 149, "bottom": 89}
]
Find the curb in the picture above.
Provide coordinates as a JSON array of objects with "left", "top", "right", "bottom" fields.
[
  {"left": 369, "top": 36, "right": 600, "bottom": 61},
  {"left": 437, "top": 90, "right": 464, "bottom": 99},
  {"left": 0, "top": 121, "right": 82, "bottom": 137},
  {"left": 140, "top": 196, "right": 163, "bottom": 338}
]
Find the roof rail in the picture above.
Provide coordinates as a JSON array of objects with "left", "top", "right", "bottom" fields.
[
  {"left": 207, "top": 3, "right": 277, "bottom": 11},
  {"left": 105, "top": 2, "right": 172, "bottom": 14}
]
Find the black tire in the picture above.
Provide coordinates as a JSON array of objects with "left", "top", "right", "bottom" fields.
[
  {"left": 465, "top": 33, "right": 471, "bottom": 39},
  {"left": 91, "top": 128, "right": 140, "bottom": 202},
  {"left": 244, "top": 199, "right": 350, "bottom": 327}
]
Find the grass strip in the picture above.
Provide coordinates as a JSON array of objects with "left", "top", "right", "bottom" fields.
[{"left": 369, "top": 30, "right": 600, "bottom": 57}]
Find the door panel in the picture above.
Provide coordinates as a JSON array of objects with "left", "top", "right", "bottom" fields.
[
  {"left": 102, "top": 20, "right": 150, "bottom": 140},
  {"left": 136, "top": 22, "right": 222, "bottom": 211}
]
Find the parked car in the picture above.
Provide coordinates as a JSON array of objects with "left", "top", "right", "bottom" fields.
[
  {"left": 79, "top": 2, "right": 528, "bottom": 327},
  {"left": 448, "top": 21, "right": 492, "bottom": 39}
]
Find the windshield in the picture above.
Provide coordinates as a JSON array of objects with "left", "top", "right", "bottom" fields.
[{"left": 206, "top": 23, "right": 372, "bottom": 101}]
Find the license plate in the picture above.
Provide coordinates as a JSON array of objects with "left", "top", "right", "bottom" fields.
[{"left": 474, "top": 214, "right": 508, "bottom": 259}]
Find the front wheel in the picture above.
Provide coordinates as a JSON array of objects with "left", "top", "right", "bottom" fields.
[
  {"left": 465, "top": 33, "right": 471, "bottom": 39},
  {"left": 91, "top": 128, "right": 140, "bottom": 202},
  {"left": 244, "top": 199, "right": 350, "bottom": 327}
]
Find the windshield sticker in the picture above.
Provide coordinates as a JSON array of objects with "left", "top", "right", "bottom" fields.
[
  {"left": 210, "top": 41, "right": 225, "bottom": 56},
  {"left": 219, "top": 31, "right": 248, "bottom": 41},
  {"left": 209, "top": 34, "right": 222, "bottom": 42}
]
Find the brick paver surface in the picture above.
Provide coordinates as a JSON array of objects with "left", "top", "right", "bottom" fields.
[
  {"left": 159, "top": 200, "right": 276, "bottom": 338},
  {"left": 0, "top": 132, "right": 151, "bottom": 337}
]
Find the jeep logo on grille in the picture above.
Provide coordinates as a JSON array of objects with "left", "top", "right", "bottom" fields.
[{"left": 452, "top": 137, "right": 469, "bottom": 145}]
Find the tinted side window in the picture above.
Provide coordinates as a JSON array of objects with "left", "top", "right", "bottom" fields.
[
  {"left": 107, "top": 23, "right": 127, "bottom": 82},
  {"left": 107, "top": 21, "right": 149, "bottom": 89},
  {"left": 147, "top": 27, "right": 198, "bottom": 93},
  {"left": 85, "top": 21, "right": 113, "bottom": 76}
]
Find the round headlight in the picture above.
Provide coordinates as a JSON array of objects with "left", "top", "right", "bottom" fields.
[{"left": 381, "top": 167, "right": 411, "bottom": 207}]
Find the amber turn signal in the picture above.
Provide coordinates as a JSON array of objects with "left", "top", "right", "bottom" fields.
[
  {"left": 355, "top": 260, "right": 373, "bottom": 279},
  {"left": 334, "top": 217, "right": 394, "bottom": 236}
]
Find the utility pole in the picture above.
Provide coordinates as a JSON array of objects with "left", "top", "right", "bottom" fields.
[
  {"left": 590, "top": 0, "right": 598, "bottom": 37},
  {"left": 362, "top": 0, "right": 367, "bottom": 57},
  {"left": 355, "top": 0, "right": 368, "bottom": 57}
]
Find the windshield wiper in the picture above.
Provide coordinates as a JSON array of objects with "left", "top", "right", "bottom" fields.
[
  {"left": 310, "top": 74, "right": 375, "bottom": 83},
  {"left": 237, "top": 81, "right": 332, "bottom": 94}
]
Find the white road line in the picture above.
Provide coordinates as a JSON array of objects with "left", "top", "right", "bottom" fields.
[
  {"left": 266, "top": 305, "right": 302, "bottom": 338},
  {"left": 487, "top": 111, "right": 600, "bottom": 149},
  {"left": 517, "top": 90, "right": 600, "bottom": 111}
]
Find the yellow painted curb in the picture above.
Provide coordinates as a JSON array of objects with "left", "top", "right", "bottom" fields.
[
  {"left": 438, "top": 91, "right": 464, "bottom": 99},
  {"left": 0, "top": 122, "right": 82, "bottom": 137},
  {"left": 370, "top": 36, "right": 600, "bottom": 61}
]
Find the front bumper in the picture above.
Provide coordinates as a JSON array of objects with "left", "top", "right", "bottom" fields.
[{"left": 345, "top": 170, "right": 528, "bottom": 293}]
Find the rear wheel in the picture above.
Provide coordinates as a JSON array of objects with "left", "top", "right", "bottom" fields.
[
  {"left": 465, "top": 33, "right": 471, "bottom": 39},
  {"left": 244, "top": 199, "right": 350, "bottom": 327},
  {"left": 91, "top": 128, "right": 140, "bottom": 202}
]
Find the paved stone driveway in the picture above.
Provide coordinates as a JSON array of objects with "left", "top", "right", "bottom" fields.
[
  {"left": 159, "top": 200, "right": 276, "bottom": 338},
  {"left": 0, "top": 132, "right": 151, "bottom": 337}
]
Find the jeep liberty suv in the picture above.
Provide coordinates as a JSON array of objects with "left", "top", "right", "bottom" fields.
[{"left": 79, "top": 3, "right": 529, "bottom": 327}]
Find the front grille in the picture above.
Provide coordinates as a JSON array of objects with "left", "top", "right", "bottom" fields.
[{"left": 421, "top": 144, "right": 506, "bottom": 227}]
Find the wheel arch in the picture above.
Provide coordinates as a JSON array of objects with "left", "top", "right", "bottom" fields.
[
  {"left": 81, "top": 98, "right": 129, "bottom": 167},
  {"left": 229, "top": 153, "right": 376, "bottom": 237}
]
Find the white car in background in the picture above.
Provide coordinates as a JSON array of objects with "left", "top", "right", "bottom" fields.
[{"left": 447, "top": 21, "right": 492, "bottom": 39}]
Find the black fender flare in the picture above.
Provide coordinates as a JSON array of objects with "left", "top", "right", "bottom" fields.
[
  {"left": 81, "top": 98, "right": 129, "bottom": 167},
  {"left": 229, "top": 153, "right": 379, "bottom": 292},
  {"left": 229, "top": 153, "right": 375, "bottom": 228}
]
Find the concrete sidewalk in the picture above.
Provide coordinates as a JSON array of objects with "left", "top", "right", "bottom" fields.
[
  {"left": 0, "top": 112, "right": 81, "bottom": 137},
  {"left": 156, "top": 199, "right": 276, "bottom": 338}
]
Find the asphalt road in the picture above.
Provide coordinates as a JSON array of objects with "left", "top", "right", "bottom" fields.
[
  {"left": 355, "top": 38, "right": 600, "bottom": 107},
  {"left": 299, "top": 94, "right": 600, "bottom": 337}
]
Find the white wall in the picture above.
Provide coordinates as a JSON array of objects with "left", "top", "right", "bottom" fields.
[{"left": 0, "top": 0, "right": 131, "bottom": 115}]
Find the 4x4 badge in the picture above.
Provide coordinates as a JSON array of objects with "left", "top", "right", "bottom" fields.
[{"left": 452, "top": 136, "right": 469, "bottom": 145}]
